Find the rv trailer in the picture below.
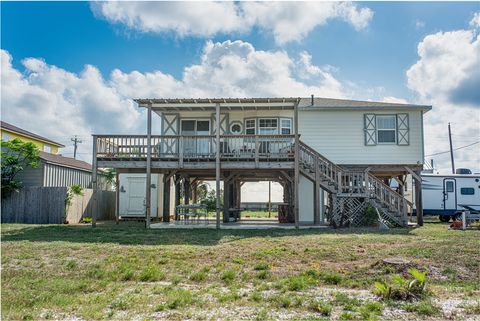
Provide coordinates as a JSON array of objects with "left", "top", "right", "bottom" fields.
[{"left": 421, "top": 173, "right": 480, "bottom": 222}]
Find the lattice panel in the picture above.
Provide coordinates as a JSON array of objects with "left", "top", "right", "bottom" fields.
[{"left": 330, "top": 197, "right": 369, "bottom": 228}]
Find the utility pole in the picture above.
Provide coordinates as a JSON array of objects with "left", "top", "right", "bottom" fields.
[
  {"left": 71, "top": 135, "right": 83, "bottom": 159},
  {"left": 448, "top": 123, "right": 455, "bottom": 174}
]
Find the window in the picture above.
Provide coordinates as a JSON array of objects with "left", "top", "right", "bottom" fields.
[
  {"left": 376, "top": 115, "right": 396, "bottom": 143},
  {"left": 43, "top": 145, "right": 52, "bottom": 153},
  {"left": 1, "top": 132, "right": 9, "bottom": 141},
  {"left": 280, "top": 118, "right": 292, "bottom": 134},
  {"left": 446, "top": 181, "right": 454, "bottom": 192},
  {"left": 230, "top": 122, "right": 243, "bottom": 134},
  {"left": 258, "top": 118, "right": 278, "bottom": 135},
  {"left": 460, "top": 187, "right": 475, "bottom": 195},
  {"left": 245, "top": 119, "right": 256, "bottom": 135}
]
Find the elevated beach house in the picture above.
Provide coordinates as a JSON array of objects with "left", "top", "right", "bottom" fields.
[{"left": 91, "top": 97, "right": 431, "bottom": 228}]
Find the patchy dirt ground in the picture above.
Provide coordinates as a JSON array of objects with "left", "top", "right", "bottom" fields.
[{"left": 2, "top": 221, "right": 479, "bottom": 320}]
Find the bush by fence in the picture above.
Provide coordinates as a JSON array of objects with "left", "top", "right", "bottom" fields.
[{"left": 1, "top": 187, "right": 115, "bottom": 224}]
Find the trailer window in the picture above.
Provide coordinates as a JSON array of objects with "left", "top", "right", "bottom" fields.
[
  {"left": 446, "top": 181, "right": 454, "bottom": 192},
  {"left": 460, "top": 188, "right": 475, "bottom": 195}
]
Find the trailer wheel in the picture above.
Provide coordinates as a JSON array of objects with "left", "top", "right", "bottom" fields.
[{"left": 439, "top": 215, "right": 451, "bottom": 222}]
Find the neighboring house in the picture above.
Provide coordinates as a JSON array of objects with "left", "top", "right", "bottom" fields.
[
  {"left": 1, "top": 121, "right": 64, "bottom": 154},
  {"left": 92, "top": 97, "right": 431, "bottom": 228},
  {"left": 1, "top": 121, "right": 109, "bottom": 190},
  {"left": 16, "top": 151, "right": 99, "bottom": 189}
]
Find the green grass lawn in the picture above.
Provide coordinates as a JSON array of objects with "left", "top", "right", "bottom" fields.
[{"left": 1, "top": 220, "right": 479, "bottom": 320}]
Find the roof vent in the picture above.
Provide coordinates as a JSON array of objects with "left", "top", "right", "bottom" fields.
[{"left": 311, "top": 94, "right": 314, "bottom": 106}]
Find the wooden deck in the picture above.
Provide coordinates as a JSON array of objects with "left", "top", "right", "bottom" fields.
[{"left": 95, "top": 134, "right": 295, "bottom": 169}]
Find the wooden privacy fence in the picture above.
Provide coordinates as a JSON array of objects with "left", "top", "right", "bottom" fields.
[{"left": 1, "top": 187, "right": 115, "bottom": 224}]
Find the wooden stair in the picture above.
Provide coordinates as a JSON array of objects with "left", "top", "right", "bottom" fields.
[{"left": 299, "top": 141, "right": 410, "bottom": 227}]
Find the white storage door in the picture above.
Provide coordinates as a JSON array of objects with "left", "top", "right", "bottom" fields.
[{"left": 119, "top": 174, "right": 158, "bottom": 217}]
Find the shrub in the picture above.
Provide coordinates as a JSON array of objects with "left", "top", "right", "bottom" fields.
[
  {"left": 286, "top": 276, "right": 308, "bottom": 291},
  {"left": 374, "top": 268, "right": 428, "bottom": 301},
  {"left": 165, "top": 289, "right": 193, "bottom": 309},
  {"left": 190, "top": 270, "right": 207, "bottom": 282},
  {"left": 403, "top": 300, "right": 438, "bottom": 316},
  {"left": 254, "top": 262, "right": 271, "bottom": 271},
  {"left": 139, "top": 265, "right": 165, "bottom": 282},
  {"left": 361, "top": 206, "right": 378, "bottom": 227},
  {"left": 320, "top": 271, "right": 343, "bottom": 285},
  {"left": 65, "top": 260, "right": 77, "bottom": 270},
  {"left": 256, "top": 270, "right": 270, "bottom": 280},
  {"left": 359, "top": 301, "right": 384, "bottom": 320},
  {"left": 221, "top": 269, "right": 236, "bottom": 284},
  {"left": 309, "top": 300, "right": 333, "bottom": 316}
]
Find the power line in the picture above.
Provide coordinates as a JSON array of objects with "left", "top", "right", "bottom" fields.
[{"left": 425, "top": 141, "right": 480, "bottom": 157}]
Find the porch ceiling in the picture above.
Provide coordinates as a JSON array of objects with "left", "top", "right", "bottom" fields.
[{"left": 135, "top": 98, "right": 299, "bottom": 112}]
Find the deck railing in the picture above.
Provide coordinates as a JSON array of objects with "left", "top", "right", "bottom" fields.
[{"left": 95, "top": 134, "right": 295, "bottom": 161}]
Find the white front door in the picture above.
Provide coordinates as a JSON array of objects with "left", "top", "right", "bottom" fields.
[
  {"left": 443, "top": 179, "right": 456, "bottom": 210},
  {"left": 127, "top": 177, "right": 145, "bottom": 215}
]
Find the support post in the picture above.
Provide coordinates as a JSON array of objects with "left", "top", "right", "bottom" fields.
[
  {"left": 294, "top": 99, "right": 300, "bottom": 228},
  {"left": 414, "top": 170, "right": 424, "bottom": 226},
  {"left": 145, "top": 103, "right": 152, "bottom": 228},
  {"left": 314, "top": 156, "right": 320, "bottom": 225},
  {"left": 115, "top": 171, "right": 119, "bottom": 225},
  {"left": 184, "top": 178, "right": 190, "bottom": 205},
  {"left": 163, "top": 175, "right": 171, "bottom": 222},
  {"left": 91, "top": 135, "right": 98, "bottom": 228},
  {"left": 215, "top": 102, "right": 221, "bottom": 229},
  {"left": 223, "top": 178, "right": 230, "bottom": 223}
]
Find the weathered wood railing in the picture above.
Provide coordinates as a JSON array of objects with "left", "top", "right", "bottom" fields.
[
  {"left": 95, "top": 134, "right": 295, "bottom": 161},
  {"left": 298, "top": 140, "right": 410, "bottom": 223}
]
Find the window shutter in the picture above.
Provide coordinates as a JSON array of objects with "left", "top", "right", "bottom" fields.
[
  {"left": 364, "top": 114, "right": 377, "bottom": 145},
  {"left": 396, "top": 113, "right": 409, "bottom": 145}
]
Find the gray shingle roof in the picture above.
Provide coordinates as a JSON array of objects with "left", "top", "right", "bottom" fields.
[
  {"left": 39, "top": 151, "right": 92, "bottom": 171},
  {"left": 298, "top": 97, "right": 431, "bottom": 110}
]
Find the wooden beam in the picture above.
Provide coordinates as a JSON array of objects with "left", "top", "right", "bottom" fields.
[
  {"left": 91, "top": 136, "right": 98, "bottom": 228},
  {"left": 294, "top": 99, "right": 300, "bottom": 228},
  {"left": 145, "top": 103, "right": 152, "bottom": 228},
  {"left": 404, "top": 166, "right": 422, "bottom": 182},
  {"left": 163, "top": 176, "right": 171, "bottom": 222},
  {"left": 414, "top": 170, "right": 424, "bottom": 226},
  {"left": 215, "top": 102, "right": 221, "bottom": 229},
  {"left": 314, "top": 157, "right": 320, "bottom": 225},
  {"left": 115, "top": 171, "right": 119, "bottom": 225}
]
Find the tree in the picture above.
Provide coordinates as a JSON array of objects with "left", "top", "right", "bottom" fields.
[
  {"left": 1, "top": 139, "right": 40, "bottom": 197},
  {"left": 101, "top": 168, "right": 116, "bottom": 190}
]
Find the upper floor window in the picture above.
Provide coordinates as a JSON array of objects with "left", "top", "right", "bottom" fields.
[
  {"left": 258, "top": 118, "right": 278, "bottom": 135},
  {"left": 280, "top": 118, "right": 292, "bottom": 134},
  {"left": 245, "top": 119, "right": 256, "bottom": 135},
  {"left": 376, "top": 115, "right": 396, "bottom": 144},
  {"left": 43, "top": 145, "right": 52, "bottom": 153},
  {"left": 2, "top": 132, "right": 9, "bottom": 141}
]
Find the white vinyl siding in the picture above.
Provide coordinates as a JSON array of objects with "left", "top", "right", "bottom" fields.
[
  {"left": 299, "top": 110, "right": 423, "bottom": 165},
  {"left": 376, "top": 115, "right": 396, "bottom": 144}
]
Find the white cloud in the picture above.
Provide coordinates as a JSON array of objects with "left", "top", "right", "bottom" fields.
[
  {"left": 470, "top": 12, "right": 480, "bottom": 29},
  {"left": 1, "top": 40, "right": 349, "bottom": 162},
  {"left": 382, "top": 96, "right": 409, "bottom": 104},
  {"left": 92, "top": 1, "right": 373, "bottom": 44},
  {"left": 1, "top": 50, "right": 142, "bottom": 161},
  {"left": 406, "top": 16, "right": 480, "bottom": 173}
]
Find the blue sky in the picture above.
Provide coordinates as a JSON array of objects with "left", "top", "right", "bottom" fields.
[
  {"left": 1, "top": 1, "right": 479, "bottom": 171},
  {"left": 2, "top": 1, "right": 478, "bottom": 99}
]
